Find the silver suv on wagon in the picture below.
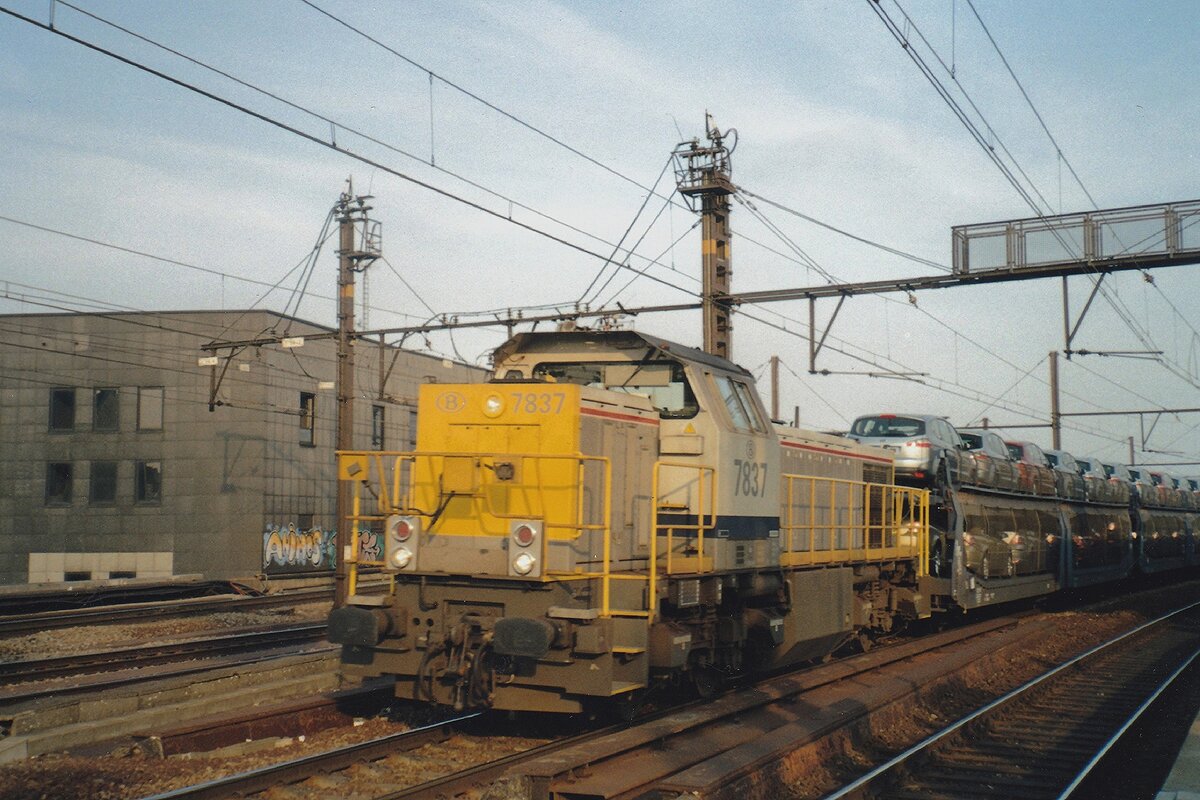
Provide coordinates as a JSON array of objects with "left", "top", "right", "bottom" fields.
[{"left": 847, "top": 413, "right": 968, "bottom": 487}]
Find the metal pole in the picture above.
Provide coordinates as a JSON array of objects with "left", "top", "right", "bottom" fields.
[
  {"left": 1049, "top": 351, "right": 1061, "bottom": 450},
  {"left": 1062, "top": 277, "right": 1071, "bottom": 359},
  {"left": 808, "top": 298, "right": 816, "bottom": 373},
  {"left": 770, "top": 355, "right": 780, "bottom": 421},
  {"left": 335, "top": 196, "right": 356, "bottom": 608},
  {"left": 1129, "top": 436, "right": 1135, "bottom": 465}
]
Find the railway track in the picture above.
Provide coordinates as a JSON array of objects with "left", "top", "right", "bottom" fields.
[
  {"left": 143, "top": 613, "right": 1032, "bottom": 800},
  {"left": 0, "top": 624, "right": 332, "bottom": 710},
  {"left": 138, "top": 714, "right": 480, "bottom": 800},
  {"left": 821, "top": 600, "right": 1200, "bottom": 800},
  {"left": 0, "top": 585, "right": 337, "bottom": 636},
  {"left": 0, "top": 623, "right": 328, "bottom": 685}
]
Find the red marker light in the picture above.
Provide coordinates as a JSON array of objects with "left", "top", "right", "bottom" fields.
[
  {"left": 513, "top": 524, "right": 536, "bottom": 547},
  {"left": 394, "top": 519, "right": 413, "bottom": 542}
]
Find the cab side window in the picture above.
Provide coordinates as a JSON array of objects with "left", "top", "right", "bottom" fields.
[
  {"left": 732, "top": 380, "right": 767, "bottom": 433},
  {"left": 713, "top": 375, "right": 766, "bottom": 433}
]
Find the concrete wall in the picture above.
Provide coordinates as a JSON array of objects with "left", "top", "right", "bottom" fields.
[{"left": 0, "top": 310, "right": 485, "bottom": 586}]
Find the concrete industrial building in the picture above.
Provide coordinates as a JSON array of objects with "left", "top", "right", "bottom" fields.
[{"left": 0, "top": 309, "right": 484, "bottom": 586}]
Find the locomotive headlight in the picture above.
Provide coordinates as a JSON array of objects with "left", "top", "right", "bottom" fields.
[
  {"left": 483, "top": 394, "right": 505, "bottom": 418},
  {"left": 390, "top": 546, "right": 413, "bottom": 569},
  {"left": 512, "top": 551, "right": 537, "bottom": 575}
]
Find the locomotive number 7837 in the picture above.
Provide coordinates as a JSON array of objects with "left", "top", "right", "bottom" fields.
[{"left": 733, "top": 458, "right": 768, "bottom": 497}]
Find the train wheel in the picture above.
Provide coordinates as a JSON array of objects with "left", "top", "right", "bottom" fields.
[
  {"left": 613, "top": 691, "right": 643, "bottom": 723},
  {"left": 692, "top": 666, "right": 724, "bottom": 699}
]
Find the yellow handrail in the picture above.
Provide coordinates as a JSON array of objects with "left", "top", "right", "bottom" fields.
[
  {"left": 780, "top": 473, "right": 928, "bottom": 570},
  {"left": 338, "top": 450, "right": 633, "bottom": 616},
  {"left": 338, "top": 454, "right": 928, "bottom": 629},
  {"left": 652, "top": 461, "right": 717, "bottom": 576}
]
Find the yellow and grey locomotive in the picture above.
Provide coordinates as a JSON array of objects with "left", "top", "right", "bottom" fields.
[{"left": 329, "top": 330, "right": 929, "bottom": 713}]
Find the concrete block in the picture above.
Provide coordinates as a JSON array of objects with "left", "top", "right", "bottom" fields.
[{"left": 78, "top": 694, "right": 139, "bottom": 723}]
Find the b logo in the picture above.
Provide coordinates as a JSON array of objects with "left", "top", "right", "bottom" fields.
[{"left": 436, "top": 391, "right": 467, "bottom": 413}]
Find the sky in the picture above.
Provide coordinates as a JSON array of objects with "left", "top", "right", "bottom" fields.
[{"left": 2, "top": 0, "right": 1199, "bottom": 467}]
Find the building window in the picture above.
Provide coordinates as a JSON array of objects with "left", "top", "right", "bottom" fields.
[
  {"left": 299, "top": 392, "right": 316, "bottom": 446},
  {"left": 408, "top": 409, "right": 418, "bottom": 449},
  {"left": 90, "top": 461, "right": 118, "bottom": 504},
  {"left": 372, "top": 405, "right": 385, "bottom": 449},
  {"left": 46, "top": 462, "right": 73, "bottom": 505},
  {"left": 137, "top": 387, "right": 164, "bottom": 430},
  {"left": 93, "top": 388, "right": 119, "bottom": 431},
  {"left": 49, "top": 388, "right": 75, "bottom": 431},
  {"left": 136, "top": 460, "right": 162, "bottom": 504}
]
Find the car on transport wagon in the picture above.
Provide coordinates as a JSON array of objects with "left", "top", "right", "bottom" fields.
[
  {"left": 847, "top": 413, "right": 969, "bottom": 487},
  {"left": 958, "top": 428, "right": 1020, "bottom": 493},
  {"left": 1045, "top": 449, "right": 1086, "bottom": 500},
  {"left": 1005, "top": 440, "right": 1056, "bottom": 496}
]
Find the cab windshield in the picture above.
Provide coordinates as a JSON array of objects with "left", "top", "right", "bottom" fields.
[{"left": 532, "top": 360, "right": 699, "bottom": 418}]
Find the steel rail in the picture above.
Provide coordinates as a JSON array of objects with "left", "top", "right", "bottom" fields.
[
  {"left": 1053, "top": 646, "right": 1200, "bottom": 799},
  {"left": 0, "top": 585, "right": 334, "bottom": 636},
  {"left": 0, "top": 624, "right": 328, "bottom": 683},
  {"left": 0, "top": 645, "right": 338, "bottom": 711},
  {"left": 135, "top": 714, "right": 482, "bottom": 800},
  {"left": 818, "top": 598, "right": 1200, "bottom": 800}
]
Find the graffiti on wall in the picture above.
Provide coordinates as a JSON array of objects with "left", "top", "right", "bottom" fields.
[
  {"left": 262, "top": 523, "right": 336, "bottom": 573},
  {"left": 261, "top": 524, "right": 384, "bottom": 573},
  {"left": 356, "top": 528, "right": 382, "bottom": 562}
]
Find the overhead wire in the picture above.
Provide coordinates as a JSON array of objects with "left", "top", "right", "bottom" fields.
[
  {"left": 293, "top": 0, "right": 880, "bottom": 302},
  {"left": 734, "top": 187, "right": 952, "bottom": 272},
  {"left": 8, "top": 4, "right": 1192, "bottom": 453},
  {"left": 585, "top": 184, "right": 678, "bottom": 307},
  {"left": 576, "top": 156, "right": 675, "bottom": 305},
  {"left": 873, "top": 0, "right": 1200, "bottom": 392},
  {"left": 0, "top": 5, "right": 706, "bottom": 306},
  {"left": 0, "top": 214, "right": 411, "bottom": 323}
]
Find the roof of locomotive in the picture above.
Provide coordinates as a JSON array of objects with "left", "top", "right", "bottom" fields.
[{"left": 492, "top": 329, "right": 753, "bottom": 379}]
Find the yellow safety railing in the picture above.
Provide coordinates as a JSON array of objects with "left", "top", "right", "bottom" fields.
[
  {"left": 780, "top": 473, "right": 929, "bottom": 573},
  {"left": 338, "top": 450, "right": 649, "bottom": 622},
  {"left": 652, "top": 461, "right": 718, "bottom": 574},
  {"left": 341, "top": 455, "right": 928, "bottom": 629}
]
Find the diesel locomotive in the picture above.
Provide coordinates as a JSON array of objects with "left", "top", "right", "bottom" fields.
[{"left": 329, "top": 329, "right": 930, "bottom": 713}]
